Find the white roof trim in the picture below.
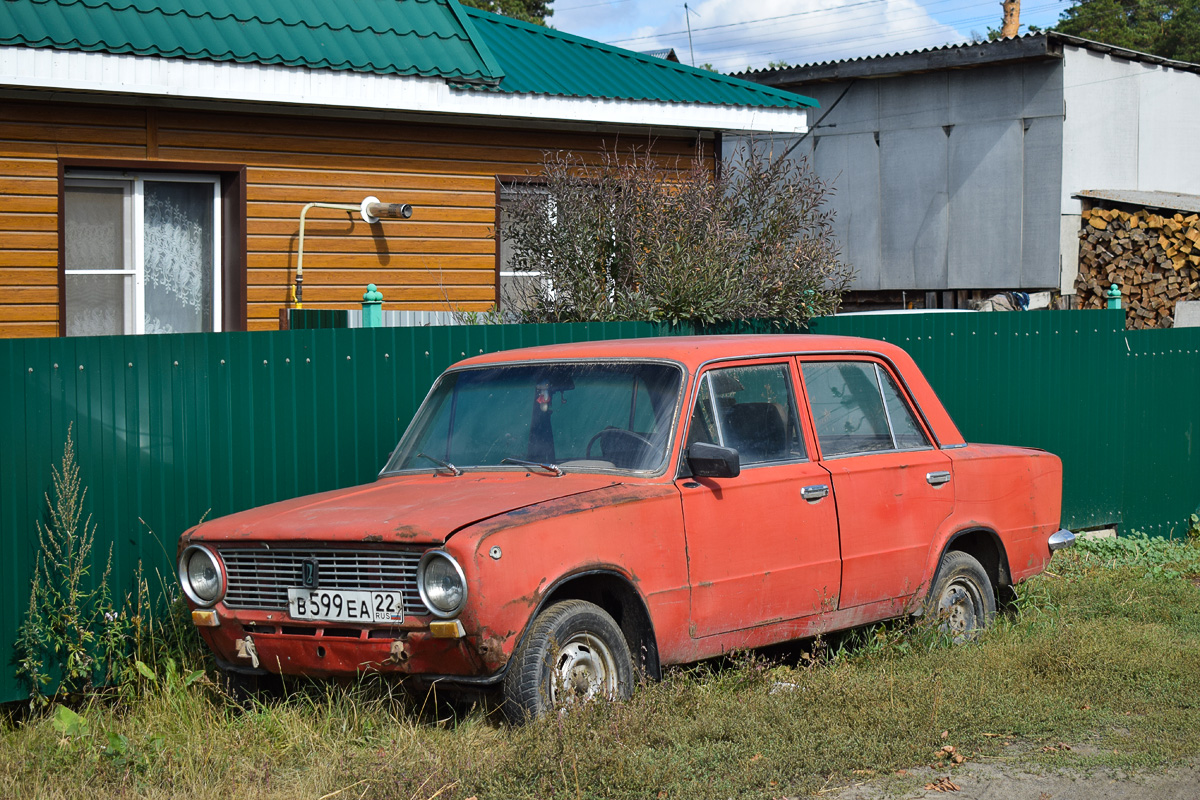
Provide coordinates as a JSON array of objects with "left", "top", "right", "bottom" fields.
[{"left": 0, "top": 46, "right": 809, "bottom": 134}]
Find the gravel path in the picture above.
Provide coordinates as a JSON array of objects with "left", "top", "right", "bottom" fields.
[{"left": 825, "top": 759, "right": 1200, "bottom": 799}]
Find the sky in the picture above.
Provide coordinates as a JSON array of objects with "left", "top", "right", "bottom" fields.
[{"left": 549, "top": 0, "right": 1076, "bottom": 73}]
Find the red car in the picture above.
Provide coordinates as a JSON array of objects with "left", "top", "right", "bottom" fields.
[{"left": 178, "top": 335, "right": 1072, "bottom": 720}]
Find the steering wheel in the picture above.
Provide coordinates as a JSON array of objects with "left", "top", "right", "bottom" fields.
[{"left": 585, "top": 427, "right": 655, "bottom": 460}]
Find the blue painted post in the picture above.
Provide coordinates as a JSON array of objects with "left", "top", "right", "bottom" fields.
[
  {"left": 1106, "top": 284, "right": 1122, "bottom": 310},
  {"left": 362, "top": 283, "right": 383, "bottom": 328}
]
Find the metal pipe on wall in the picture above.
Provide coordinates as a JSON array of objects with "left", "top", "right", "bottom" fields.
[{"left": 292, "top": 196, "right": 414, "bottom": 307}]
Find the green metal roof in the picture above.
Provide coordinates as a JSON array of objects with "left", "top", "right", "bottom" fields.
[
  {"left": 0, "top": 0, "right": 815, "bottom": 109},
  {"left": 462, "top": 7, "right": 817, "bottom": 108},
  {"left": 0, "top": 0, "right": 504, "bottom": 83}
]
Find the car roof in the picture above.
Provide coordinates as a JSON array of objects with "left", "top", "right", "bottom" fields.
[{"left": 453, "top": 334, "right": 908, "bottom": 370}]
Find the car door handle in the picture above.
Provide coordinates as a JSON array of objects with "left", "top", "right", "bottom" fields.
[
  {"left": 801, "top": 484, "right": 829, "bottom": 501},
  {"left": 926, "top": 470, "right": 951, "bottom": 487}
]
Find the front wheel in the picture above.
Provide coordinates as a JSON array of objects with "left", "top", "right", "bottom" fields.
[
  {"left": 925, "top": 550, "right": 996, "bottom": 641},
  {"left": 502, "top": 600, "right": 634, "bottom": 724}
]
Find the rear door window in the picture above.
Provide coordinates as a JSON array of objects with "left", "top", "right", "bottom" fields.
[{"left": 801, "top": 361, "right": 931, "bottom": 457}]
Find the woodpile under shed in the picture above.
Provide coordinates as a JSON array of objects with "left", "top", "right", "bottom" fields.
[{"left": 1076, "top": 207, "right": 1200, "bottom": 328}]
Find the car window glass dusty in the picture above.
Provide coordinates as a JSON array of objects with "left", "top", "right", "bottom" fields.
[
  {"left": 877, "top": 368, "right": 930, "bottom": 449},
  {"left": 386, "top": 362, "right": 681, "bottom": 473},
  {"left": 802, "top": 361, "right": 894, "bottom": 456},
  {"left": 693, "top": 363, "right": 806, "bottom": 465}
]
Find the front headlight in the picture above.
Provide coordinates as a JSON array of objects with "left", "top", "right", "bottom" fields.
[
  {"left": 417, "top": 550, "right": 467, "bottom": 618},
  {"left": 179, "top": 545, "right": 225, "bottom": 607}
]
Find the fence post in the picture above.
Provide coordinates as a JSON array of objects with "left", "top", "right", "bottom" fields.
[
  {"left": 362, "top": 284, "right": 383, "bottom": 328},
  {"left": 1106, "top": 284, "right": 1122, "bottom": 310}
]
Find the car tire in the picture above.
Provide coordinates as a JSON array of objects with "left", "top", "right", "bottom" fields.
[
  {"left": 502, "top": 599, "right": 635, "bottom": 724},
  {"left": 925, "top": 550, "right": 996, "bottom": 641}
]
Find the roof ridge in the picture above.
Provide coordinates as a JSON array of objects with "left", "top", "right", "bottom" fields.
[
  {"left": 461, "top": 5, "right": 815, "bottom": 107},
  {"left": 32, "top": 0, "right": 460, "bottom": 39}
]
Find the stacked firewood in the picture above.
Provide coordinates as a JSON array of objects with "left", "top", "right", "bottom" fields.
[{"left": 1075, "top": 207, "right": 1200, "bottom": 329}]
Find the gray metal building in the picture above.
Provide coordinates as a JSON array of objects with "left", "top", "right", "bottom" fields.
[{"left": 739, "top": 34, "right": 1200, "bottom": 305}]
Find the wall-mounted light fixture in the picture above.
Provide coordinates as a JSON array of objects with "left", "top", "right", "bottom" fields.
[{"left": 292, "top": 196, "right": 414, "bottom": 307}]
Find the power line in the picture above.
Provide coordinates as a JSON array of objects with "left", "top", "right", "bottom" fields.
[
  {"left": 680, "top": 0, "right": 984, "bottom": 50},
  {"left": 699, "top": 1, "right": 1070, "bottom": 70},
  {"left": 606, "top": 0, "right": 894, "bottom": 45}
]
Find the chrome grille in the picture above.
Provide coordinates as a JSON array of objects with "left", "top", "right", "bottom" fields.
[{"left": 218, "top": 547, "right": 429, "bottom": 616}]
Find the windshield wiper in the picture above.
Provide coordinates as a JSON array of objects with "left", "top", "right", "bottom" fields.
[
  {"left": 501, "top": 457, "right": 564, "bottom": 477},
  {"left": 416, "top": 452, "right": 462, "bottom": 476}
]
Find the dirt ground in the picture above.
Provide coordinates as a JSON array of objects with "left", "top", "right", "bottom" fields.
[{"left": 826, "top": 758, "right": 1200, "bottom": 799}]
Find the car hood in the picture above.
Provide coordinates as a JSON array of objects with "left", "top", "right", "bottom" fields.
[{"left": 185, "top": 472, "right": 633, "bottom": 547}]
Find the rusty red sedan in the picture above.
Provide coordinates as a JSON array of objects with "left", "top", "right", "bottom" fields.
[{"left": 178, "top": 335, "right": 1072, "bottom": 720}]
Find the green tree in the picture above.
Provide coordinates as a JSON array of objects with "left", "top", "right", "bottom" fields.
[
  {"left": 1052, "top": 0, "right": 1200, "bottom": 62},
  {"left": 500, "top": 144, "right": 852, "bottom": 326},
  {"left": 459, "top": 0, "right": 553, "bottom": 25}
]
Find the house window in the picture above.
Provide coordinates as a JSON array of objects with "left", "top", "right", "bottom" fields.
[
  {"left": 497, "top": 185, "right": 548, "bottom": 316},
  {"left": 64, "top": 172, "right": 222, "bottom": 335}
]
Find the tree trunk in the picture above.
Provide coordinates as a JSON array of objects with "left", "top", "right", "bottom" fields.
[{"left": 1001, "top": 0, "right": 1021, "bottom": 37}]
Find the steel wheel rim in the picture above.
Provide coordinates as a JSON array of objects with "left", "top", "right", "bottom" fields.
[
  {"left": 936, "top": 578, "right": 984, "bottom": 640},
  {"left": 549, "top": 632, "right": 618, "bottom": 706}
]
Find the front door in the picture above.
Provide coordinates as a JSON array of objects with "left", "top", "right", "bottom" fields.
[{"left": 678, "top": 360, "right": 842, "bottom": 638}]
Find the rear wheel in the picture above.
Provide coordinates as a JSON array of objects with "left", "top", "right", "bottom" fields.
[
  {"left": 926, "top": 550, "right": 996, "bottom": 641},
  {"left": 503, "top": 599, "right": 634, "bottom": 724}
]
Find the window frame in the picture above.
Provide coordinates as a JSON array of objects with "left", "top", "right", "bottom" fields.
[
  {"left": 494, "top": 176, "right": 552, "bottom": 315},
  {"left": 796, "top": 356, "right": 937, "bottom": 460},
  {"left": 680, "top": 358, "right": 813, "bottom": 471},
  {"left": 57, "top": 159, "right": 247, "bottom": 336},
  {"left": 380, "top": 357, "right": 689, "bottom": 479}
]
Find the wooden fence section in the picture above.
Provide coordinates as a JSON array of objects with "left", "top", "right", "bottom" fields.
[{"left": 1, "top": 310, "right": 1198, "bottom": 702}]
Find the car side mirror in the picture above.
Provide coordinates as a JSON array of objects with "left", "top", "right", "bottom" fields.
[{"left": 687, "top": 442, "right": 740, "bottom": 478}]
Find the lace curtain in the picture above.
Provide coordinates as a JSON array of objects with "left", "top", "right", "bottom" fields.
[{"left": 143, "top": 181, "right": 214, "bottom": 334}]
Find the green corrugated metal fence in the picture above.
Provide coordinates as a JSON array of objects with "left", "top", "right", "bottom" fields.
[
  {"left": 807, "top": 311, "right": 1131, "bottom": 531},
  {"left": 1, "top": 310, "right": 1198, "bottom": 703}
]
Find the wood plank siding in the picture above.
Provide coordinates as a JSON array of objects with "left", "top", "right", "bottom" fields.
[{"left": 0, "top": 99, "right": 703, "bottom": 337}]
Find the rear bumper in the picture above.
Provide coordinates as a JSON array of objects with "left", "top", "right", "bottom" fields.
[{"left": 1048, "top": 528, "right": 1076, "bottom": 552}]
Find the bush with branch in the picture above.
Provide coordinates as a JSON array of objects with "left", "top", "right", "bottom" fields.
[
  {"left": 501, "top": 142, "right": 853, "bottom": 326},
  {"left": 16, "top": 427, "right": 205, "bottom": 704}
]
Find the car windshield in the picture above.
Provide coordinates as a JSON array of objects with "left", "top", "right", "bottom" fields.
[{"left": 383, "top": 361, "right": 683, "bottom": 475}]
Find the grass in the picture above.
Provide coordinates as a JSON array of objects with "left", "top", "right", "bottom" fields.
[{"left": 3, "top": 538, "right": 1200, "bottom": 800}]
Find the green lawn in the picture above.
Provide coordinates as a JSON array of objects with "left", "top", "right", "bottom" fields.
[{"left": 4, "top": 536, "right": 1199, "bottom": 799}]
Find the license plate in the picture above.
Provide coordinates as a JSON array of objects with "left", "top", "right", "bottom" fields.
[{"left": 287, "top": 588, "right": 404, "bottom": 624}]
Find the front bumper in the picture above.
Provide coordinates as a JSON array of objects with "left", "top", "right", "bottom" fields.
[{"left": 197, "top": 608, "right": 491, "bottom": 680}]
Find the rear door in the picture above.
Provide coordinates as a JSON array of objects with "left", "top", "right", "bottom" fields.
[
  {"left": 677, "top": 359, "right": 841, "bottom": 638},
  {"left": 799, "top": 358, "right": 953, "bottom": 610}
]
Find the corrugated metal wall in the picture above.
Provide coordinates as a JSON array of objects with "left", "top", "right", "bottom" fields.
[
  {"left": 2, "top": 309, "right": 1198, "bottom": 702},
  {"left": 780, "top": 60, "right": 1065, "bottom": 292}
]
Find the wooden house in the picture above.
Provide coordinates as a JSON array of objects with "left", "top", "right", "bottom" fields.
[{"left": 0, "top": 0, "right": 814, "bottom": 337}]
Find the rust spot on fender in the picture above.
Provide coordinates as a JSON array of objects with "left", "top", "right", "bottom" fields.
[
  {"left": 362, "top": 534, "right": 383, "bottom": 543},
  {"left": 477, "top": 635, "right": 508, "bottom": 670}
]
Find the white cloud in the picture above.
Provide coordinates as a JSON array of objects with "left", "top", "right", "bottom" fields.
[{"left": 553, "top": 0, "right": 972, "bottom": 71}]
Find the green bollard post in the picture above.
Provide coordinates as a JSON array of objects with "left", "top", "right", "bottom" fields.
[
  {"left": 1105, "top": 284, "right": 1121, "bottom": 310},
  {"left": 362, "top": 283, "right": 383, "bottom": 328}
]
